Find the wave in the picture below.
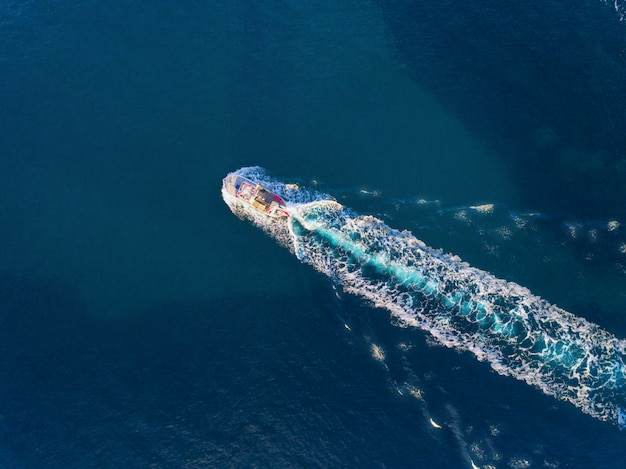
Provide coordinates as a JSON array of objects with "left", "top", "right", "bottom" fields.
[{"left": 222, "top": 167, "right": 626, "bottom": 429}]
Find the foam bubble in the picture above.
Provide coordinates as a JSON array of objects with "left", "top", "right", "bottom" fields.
[
  {"left": 370, "top": 343, "right": 386, "bottom": 361},
  {"left": 406, "top": 385, "right": 423, "bottom": 399},
  {"left": 470, "top": 203, "right": 495, "bottom": 214},
  {"left": 429, "top": 418, "right": 442, "bottom": 429},
  {"left": 454, "top": 210, "right": 471, "bottom": 224}
]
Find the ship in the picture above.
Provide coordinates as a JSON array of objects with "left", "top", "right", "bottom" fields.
[{"left": 222, "top": 173, "right": 290, "bottom": 218}]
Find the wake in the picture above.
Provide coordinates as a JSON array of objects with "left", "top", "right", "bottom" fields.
[{"left": 222, "top": 167, "right": 626, "bottom": 429}]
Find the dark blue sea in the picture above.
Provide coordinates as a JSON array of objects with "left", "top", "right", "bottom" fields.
[{"left": 2, "top": 1, "right": 626, "bottom": 467}]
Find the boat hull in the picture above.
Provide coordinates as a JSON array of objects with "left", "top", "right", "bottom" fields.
[{"left": 222, "top": 174, "right": 289, "bottom": 218}]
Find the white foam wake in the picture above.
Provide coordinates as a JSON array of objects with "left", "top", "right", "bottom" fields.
[{"left": 221, "top": 167, "right": 626, "bottom": 428}]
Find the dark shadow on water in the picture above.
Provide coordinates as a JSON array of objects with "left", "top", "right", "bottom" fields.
[
  {"left": 2, "top": 271, "right": 626, "bottom": 467},
  {"left": 378, "top": 0, "right": 626, "bottom": 217},
  {"left": 0, "top": 271, "right": 455, "bottom": 468}
]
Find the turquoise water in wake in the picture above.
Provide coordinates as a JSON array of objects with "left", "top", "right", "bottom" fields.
[{"left": 2, "top": 1, "right": 626, "bottom": 467}]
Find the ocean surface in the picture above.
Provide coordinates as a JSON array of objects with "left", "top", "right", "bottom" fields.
[{"left": 1, "top": 1, "right": 626, "bottom": 467}]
